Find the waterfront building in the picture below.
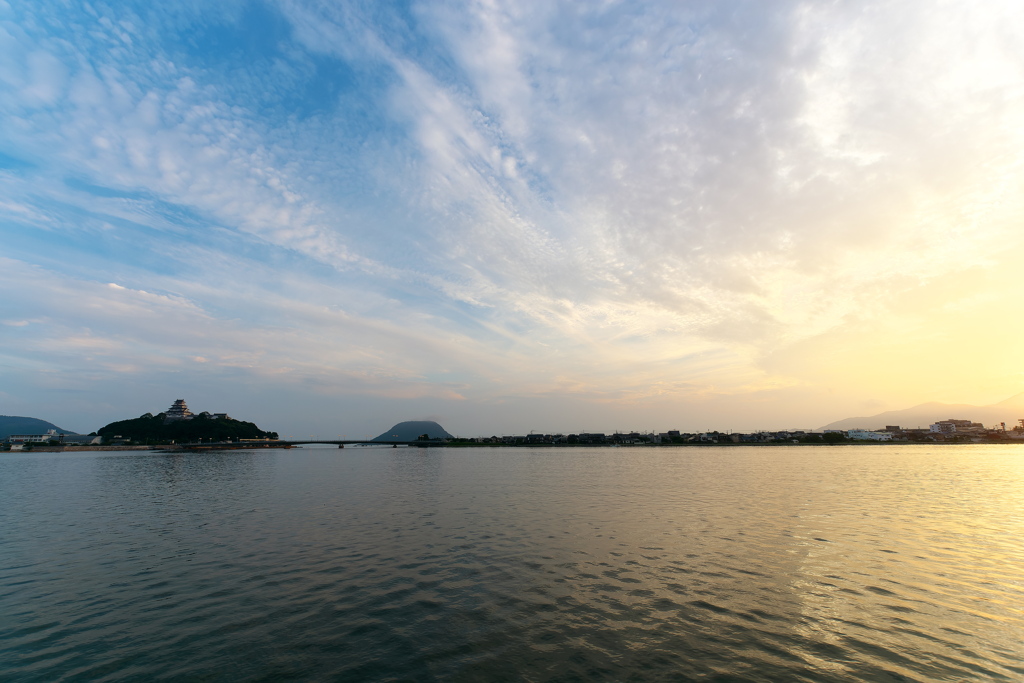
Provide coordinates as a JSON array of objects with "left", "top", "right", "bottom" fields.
[
  {"left": 929, "top": 419, "right": 984, "bottom": 434},
  {"left": 7, "top": 429, "right": 61, "bottom": 443},
  {"left": 847, "top": 429, "right": 893, "bottom": 441},
  {"left": 4, "top": 430, "right": 101, "bottom": 445}
]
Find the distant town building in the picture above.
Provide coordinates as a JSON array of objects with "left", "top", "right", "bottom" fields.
[
  {"left": 847, "top": 429, "right": 893, "bottom": 441},
  {"left": 929, "top": 419, "right": 984, "bottom": 434}
]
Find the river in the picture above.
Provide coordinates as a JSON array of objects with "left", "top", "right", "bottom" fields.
[{"left": 2, "top": 445, "right": 1022, "bottom": 681}]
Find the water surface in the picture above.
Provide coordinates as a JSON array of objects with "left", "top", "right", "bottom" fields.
[{"left": 2, "top": 445, "right": 1023, "bottom": 681}]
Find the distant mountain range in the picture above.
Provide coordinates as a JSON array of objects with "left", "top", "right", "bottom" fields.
[
  {"left": 819, "top": 393, "right": 1024, "bottom": 431},
  {"left": 0, "top": 416, "right": 78, "bottom": 439},
  {"left": 372, "top": 421, "right": 453, "bottom": 442}
]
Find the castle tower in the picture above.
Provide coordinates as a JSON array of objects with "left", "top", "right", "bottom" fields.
[{"left": 164, "top": 399, "right": 194, "bottom": 422}]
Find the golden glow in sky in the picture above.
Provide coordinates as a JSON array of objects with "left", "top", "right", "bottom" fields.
[{"left": 1, "top": 0, "right": 1022, "bottom": 434}]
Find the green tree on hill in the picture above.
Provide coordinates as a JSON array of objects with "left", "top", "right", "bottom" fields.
[{"left": 97, "top": 412, "right": 277, "bottom": 444}]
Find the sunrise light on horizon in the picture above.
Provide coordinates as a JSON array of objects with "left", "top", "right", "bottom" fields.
[{"left": 2, "top": 0, "right": 1023, "bottom": 436}]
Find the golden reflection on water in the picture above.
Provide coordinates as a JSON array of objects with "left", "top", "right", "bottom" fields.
[
  {"left": 779, "top": 446, "right": 1024, "bottom": 679},
  {"left": 2, "top": 444, "right": 1022, "bottom": 680}
]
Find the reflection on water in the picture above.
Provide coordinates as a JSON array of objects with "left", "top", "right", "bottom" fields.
[{"left": 1, "top": 445, "right": 1022, "bottom": 680}]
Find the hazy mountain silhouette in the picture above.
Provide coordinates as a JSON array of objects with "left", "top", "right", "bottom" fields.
[
  {"left": 819, "top": 393, "right": 1024, "bottom": 431},
  {"left": 372, "top": 421, "right": 453, "bottom": 441},
  {"left": 0, "top": 416, "right": 78, "bottom": 439}
]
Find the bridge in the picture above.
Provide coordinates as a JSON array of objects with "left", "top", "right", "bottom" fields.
[{"left": 169, "top": 439, "right": 447, "bottom": 451}]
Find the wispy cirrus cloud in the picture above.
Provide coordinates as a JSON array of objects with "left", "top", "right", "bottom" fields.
[{"left": 2, "top": 0, "right": 1022, "bottom": 433}]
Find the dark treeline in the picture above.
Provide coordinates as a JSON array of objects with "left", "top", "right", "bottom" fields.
[{"left": 97, "top": 413, "right": 277, "bottom": 444}]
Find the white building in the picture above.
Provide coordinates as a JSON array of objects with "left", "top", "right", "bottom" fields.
[
  {"left": 7, "top": 429, "right": 61, "bottom": 443},
  {"left": 847, "top": 429, "right": 892, "bottom": 441},
  {"left": 6, "top": 430, "right": 101, "bottom": 445},
  {"left": 929, "top": 419, "right": 984, "bottom": 434}
]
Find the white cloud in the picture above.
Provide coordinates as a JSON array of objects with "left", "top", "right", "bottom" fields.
[
  {"left": 391, "top": 0, "right": 1024, "bottom": 347},
  {"left": 2, "top": 0, "right": 1023, "bottom": 432}
]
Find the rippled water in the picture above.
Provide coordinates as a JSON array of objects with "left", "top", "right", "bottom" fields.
[{"left": 2, "top": 445, "right": 1023, "bottom": 681}]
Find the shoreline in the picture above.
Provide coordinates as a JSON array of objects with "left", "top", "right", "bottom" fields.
[{"left": 5, "top": 440, "right": 1023, "bottom": 453}]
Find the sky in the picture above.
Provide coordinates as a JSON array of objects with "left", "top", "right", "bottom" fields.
[{"left": 2, "top": 0, "right": 1023, "bottom": 438}]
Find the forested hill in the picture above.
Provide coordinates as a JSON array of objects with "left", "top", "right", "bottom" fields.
[
  {"left": 97, "top": 413, "right": 277, "bottom": 443},
  {"left": 1, "top": 416, "right": 77, "bottom": 439},
  {"left": 372, "top": 421, "right": 453, "bottom": 441}
]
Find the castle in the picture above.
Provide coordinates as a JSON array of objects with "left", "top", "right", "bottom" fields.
[
  {"left": 163, "top": 399, "right": 230, "bottom": 424},
  {"left": 164, "top": 399, "right": 193, "bottom": 422}
]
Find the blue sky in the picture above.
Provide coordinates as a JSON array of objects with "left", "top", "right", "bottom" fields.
[{"left": 2, "top": 0, "right": 1023, "bottom": 436}]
